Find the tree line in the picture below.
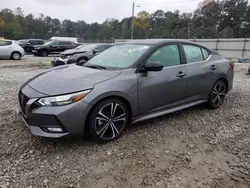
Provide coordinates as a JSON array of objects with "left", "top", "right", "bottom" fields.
[{"left": 0, "top": 0, "right": 249, "bottom": 40}]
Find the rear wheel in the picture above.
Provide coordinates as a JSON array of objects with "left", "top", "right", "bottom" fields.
[
  {"left": 88, "top": 99, "right": 129, "bottom": 142},
  {"left": 40, "top": 50, "right": 48, "bottom": 57},
  {"left": 208, "top": 80, "right": 227, "bottom": 109},
  {"left": 11, "top": 52, "right": 21, "bottom": 60}
]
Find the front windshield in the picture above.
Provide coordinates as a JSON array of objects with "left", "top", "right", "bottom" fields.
[
  {"left": 76, "top": 44, "right": 89, "bottom": 49},
  {"left": 44, "top": 40, "right": 54, "bottom": 45},
  {"left": 86, "top": 44, "right": 151, "bottom": 68},
  {"left": 78, "top": 43, "right": 99, "bottom": 51}
]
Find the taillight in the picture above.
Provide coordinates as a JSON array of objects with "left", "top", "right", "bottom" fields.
[{"left": 230, "top": 62, "right": 235, "bottom": 69}]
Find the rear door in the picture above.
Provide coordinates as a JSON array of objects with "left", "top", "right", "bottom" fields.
[
  {"left": 181, "top": 44, "right": 214, "bottom": 101},
  {"left": 62, "top": 41, "right": 75, "bottom": 51},
  {"left": 137, "top": 43, "right": 189, "bottom": 115},
  {"left": 50, "top": 41, "right": 60, "bottom": 53},
  {"left": 0, "top": 40, "right": 12, "bottom": 58}
]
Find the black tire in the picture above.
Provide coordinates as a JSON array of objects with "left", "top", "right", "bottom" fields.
[
  {"left": 40, "top": 50, "right": 48, "bottom": 57},
  {"left": 207, "top": 80, "right": 227, "bottom": 109},
  {"left": 88, "top": 99, "right": 129, "bottom": 142},
  {"left": 11, "top": 52, "right": 21, "bottom": 60},
  {"left": 76, "top": 57, "right": 88, "bottom": 66},
  {"left": 248, "top": 65, "right": 250, "bottom": 74}
]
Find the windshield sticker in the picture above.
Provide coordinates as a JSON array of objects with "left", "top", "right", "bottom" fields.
[{"left": 129, "top": 46, "right": 149, "bottom": 53}]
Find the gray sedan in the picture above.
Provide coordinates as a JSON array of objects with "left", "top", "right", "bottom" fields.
[{"left": 18, "top": 39, "right": 234, "bottom": 142}]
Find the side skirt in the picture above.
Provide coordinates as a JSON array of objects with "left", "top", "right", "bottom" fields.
[{"left": 132, "top": 100, "right": 207, "bottom": 124}]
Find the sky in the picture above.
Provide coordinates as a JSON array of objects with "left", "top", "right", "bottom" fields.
[{"left": 1, "top": 0, "right": 201, "bottom": 23}]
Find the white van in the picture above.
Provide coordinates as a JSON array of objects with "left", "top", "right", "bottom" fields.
[{"left": 50, "top": 37, "right": 84, "bottom": 44}]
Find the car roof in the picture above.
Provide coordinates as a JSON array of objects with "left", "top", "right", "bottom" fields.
[
  {"left": 118, "top": 39, "right": 197, "bottom": 45},
  {"left": 93, "top": 43, "right": 114, "bottom": 46}
]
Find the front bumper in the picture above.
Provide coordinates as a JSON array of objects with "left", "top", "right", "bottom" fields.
[
  {"left": 66, "top": 57, "right": 78, "bottom": 64},
  {"left": 18, "top": 85, "right": 90, "bottom": 138},
  {"left": 32, "top": 50, "right": 38, "bottom": 55},
  {"left": 51, "top": 57, "right": 66, "bottom": 67}
]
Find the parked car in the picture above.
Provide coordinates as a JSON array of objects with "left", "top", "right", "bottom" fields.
[
  {"left": 51, "top": 43, "right": 114, "bottom": 66},
  {"left": 32, "top": 40, "right": 75, "bottom": 56},
  {"left": 60, "top": 43, "right": 90, "bottom": 58},
  {"left": 50, "top": 37, "right": 84, "bottom": 45},
  {"left": 0, "top": 40, "right": 25, "bottom": 60},
  {"left": 18, "top": 39, "right": 234, "bottom": 142},
  {"left": 18, "top": 39, "right": 44, "bottom": 53}
]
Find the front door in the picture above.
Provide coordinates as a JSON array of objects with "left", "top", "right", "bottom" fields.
[{"left": 137, "top": 44, "right": 189, "bottom": 115}]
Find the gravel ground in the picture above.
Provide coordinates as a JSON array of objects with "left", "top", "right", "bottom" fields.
[{"left": 0, "top": 60, "right": 250, "bottom": 188}]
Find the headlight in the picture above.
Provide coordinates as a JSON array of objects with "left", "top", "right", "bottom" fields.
[{"left": 38, "top": 90, "right": 91, "bottom": 106}]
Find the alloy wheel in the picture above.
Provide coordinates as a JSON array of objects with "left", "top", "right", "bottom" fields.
[
  {"left": 95, "top": 103, "right": 126, "bottom": 140},
  {"left": 211, "top": 81, "right": 226, "bottom": 107},
  {"left": 13, "top": 53, "right": 20, "bottom": 60}
]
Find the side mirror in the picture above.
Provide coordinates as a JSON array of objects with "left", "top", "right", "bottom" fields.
[
  {"left": 93, "top": 49, "right": 99, "bottom": 54},
  {"left": 140, "top": 61, "right": 163, "bottom": 72},
  {"left": 26, "top": 42, "right": 30, "bottom": 45}
]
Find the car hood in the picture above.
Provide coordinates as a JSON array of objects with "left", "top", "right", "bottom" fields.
[
  {"left": 61, "top": 48, "right": 78, "bottom": 55},
  {"left": 27, "top": 65, "right": 121, "bottom": 96}
]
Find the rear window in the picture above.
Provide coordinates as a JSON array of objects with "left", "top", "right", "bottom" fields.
[
  {"left": 183, "top": 45, "right": 203, "bottom": 64},
  {"left": 201, "top": 48, "right": 210, "bottom": 60},
  {"left": 36, "top": 40, "right": 44, "bottom": 45},
  {"left": 0, "top": 41, "right": 12, "bottom": 46},
  {"left": 59, "top": 41, "right": 73, "bottom": 46}
]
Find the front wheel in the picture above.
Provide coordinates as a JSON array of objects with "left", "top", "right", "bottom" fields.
[
  {"left": 208, "top": 80, "right": 227, "bottom": 109},
  {"left": 40, "top": 50, "right": 48, "bottom": 57},
  {"left": 88, "top": 99, "right": 129, "bottom": 142},
  {"left": 76, "top": 57, "right": 88, "bottom": 66}
]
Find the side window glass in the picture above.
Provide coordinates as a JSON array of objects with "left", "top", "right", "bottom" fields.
[
  {"left": 147, "top": 44, "right": 181, "bottom": 67},
  {"left": 183, "top": 45, "right": 203, "bottom": 63},
  {"left": 36, "top": 40, "right": 44, "bottom": 45},
  {"left": 201, "top": 48, "right": 210, "bottom": 60},
  {"left": 6, "top": 41, "right": 12, "bottom": 45},
  {"left": 0, "top": 41, "right": 5, "bottom": 46},
  {"left": 59, "top": 41, "right": 65, "bottom": 45},
  {"left": 67, "top": 42, "right": 73, "bottom": 46},
  {"left": 29, "top": 40, "right": 36, "bottom": 45},
  {"left": 52, "top": 41, "right": 59, "bottom": 45}
]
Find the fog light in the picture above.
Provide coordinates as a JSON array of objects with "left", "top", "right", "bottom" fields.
[{"left": 47, "top": 128, "right": 63, "bottom": 133}]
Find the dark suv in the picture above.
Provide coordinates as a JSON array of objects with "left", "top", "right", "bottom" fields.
[
  {"left": 32, "top": 40, "right": 76, "bottom": 57},
  {"left": 51, "top": 43, "right": 114, "bottom": 66},
  {"left": 18, "top": 39, "right": 44, "bottom": 53}
]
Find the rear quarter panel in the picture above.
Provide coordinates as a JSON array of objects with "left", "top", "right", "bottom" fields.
[{"left": 211, "top": 54, "right": 234, "bottom": 91}]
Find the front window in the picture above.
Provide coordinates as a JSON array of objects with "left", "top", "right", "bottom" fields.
[{"left": 86, "top": 44, "right": 151, "bottom": 68}]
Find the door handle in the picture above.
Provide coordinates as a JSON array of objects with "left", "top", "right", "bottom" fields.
[
  {"left": 210, "top": 65, "right": 218, "bottom": 70},
  {"left": 176, "top": 71, "right": 186, "bottom": 78}
]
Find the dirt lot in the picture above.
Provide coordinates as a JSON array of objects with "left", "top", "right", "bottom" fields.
[{"left": 0, "top": 59, "right": 250, "bottom": 188}]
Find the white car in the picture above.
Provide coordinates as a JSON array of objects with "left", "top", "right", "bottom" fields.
[{"left": 0, "top": 40, "right": 25, "bottom": 60}]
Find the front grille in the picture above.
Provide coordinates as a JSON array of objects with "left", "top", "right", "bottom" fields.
[{"left": 18, "top": 91, "right": 30, "bottom": 115}]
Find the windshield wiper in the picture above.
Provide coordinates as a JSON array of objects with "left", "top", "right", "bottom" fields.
[{"left": 85, "top": 64, "right": 106, "bottom": 70}]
